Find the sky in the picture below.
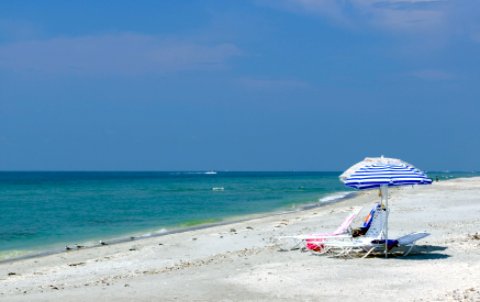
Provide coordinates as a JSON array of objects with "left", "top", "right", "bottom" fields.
[{"left": 0, "top": 0, "right": 479, "bottom": 171}]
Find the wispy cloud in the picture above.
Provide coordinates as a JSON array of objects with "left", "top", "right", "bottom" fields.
[
  {"left": 260, "top": 0, "right": 449, "bottom": 32},
  {"left": 0, "top": 33, "right": 242, "bottom": 75},
  {"left": 410, "top": 69, "right": 454, "bottom": 80},
  {"left": 238, "top": 77, "right": 309, "bottom": 90}
]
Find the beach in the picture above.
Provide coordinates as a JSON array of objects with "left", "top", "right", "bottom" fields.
[{"left": 1, "top": 177, "right": 479, "bottom": 301}]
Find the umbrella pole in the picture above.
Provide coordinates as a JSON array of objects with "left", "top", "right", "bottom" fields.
[{"left": 380, "top": 185, "right": 389, "bottom": 258}]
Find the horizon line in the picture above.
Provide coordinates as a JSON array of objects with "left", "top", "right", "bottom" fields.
[{"left": 0, "top": 170, "right": 476, "bottom": 173}]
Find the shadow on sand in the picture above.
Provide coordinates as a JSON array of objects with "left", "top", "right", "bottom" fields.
[
  {"left": 392, "top": 245, "right": 450, "bottom": 260},
  {"left": 276, "top": 244, "right": 451, "bottom": 260},
  {"left": 339, "top": 245, "right": 451, "bottom": 260}
]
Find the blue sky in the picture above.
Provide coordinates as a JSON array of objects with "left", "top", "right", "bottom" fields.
[{"left": 0, "top": 0, "right": 479, "bottom": 171}]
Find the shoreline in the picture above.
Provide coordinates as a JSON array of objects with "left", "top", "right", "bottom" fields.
[
  {"left": 0, "top": 190, "right": 358, "bottom": 265},
  {"left": 1, "top": 177, "right": 479, "bottom": 301}
]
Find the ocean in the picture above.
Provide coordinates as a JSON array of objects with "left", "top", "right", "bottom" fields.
[{"left": 0, "top": 171, "right": 475, "bottom": 260}]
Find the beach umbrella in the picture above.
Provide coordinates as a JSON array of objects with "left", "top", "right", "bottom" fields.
[{"left": 340, "top": 156, "right": 432, "bottom": 257}]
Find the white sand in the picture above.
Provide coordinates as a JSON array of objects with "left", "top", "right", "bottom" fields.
[{"left": 1, "top": 177, "right": 479, "bottom": 301}]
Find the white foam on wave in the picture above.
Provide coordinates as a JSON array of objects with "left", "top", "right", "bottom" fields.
[
  {"left": 156, "top": 228, "right": 168, "bottom": 234},
  {"left": 319, "top": 191, "right": 352, "bottom": 203},
  {"left": 0, "top": 249, "right": 29, "bottom": 261}
]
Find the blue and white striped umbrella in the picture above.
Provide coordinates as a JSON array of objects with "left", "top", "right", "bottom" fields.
[
  {"left": 339, "top": 156, "right": 431, "bottom": 257},
  {"left": 340, "top": 157, "right": 432, "bottom": 190}
]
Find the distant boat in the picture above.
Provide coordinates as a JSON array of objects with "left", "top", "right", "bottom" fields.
[
  {"left": 205, "top": 171, "right": 217, "bottom": 175},
  {"left": 212, "top": 187, "right": 224, "bottom": 191}
]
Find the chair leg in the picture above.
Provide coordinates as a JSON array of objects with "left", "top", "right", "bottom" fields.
[
  {"left": 332, "top": 247, "right": 349, "bottom": 258},
  {"left": 362, "top": 247, "right": 375, "bottom": 258},
  {"left": 403, "top": 244, "right": 415, "bottom": 256},
  {"left": 343, "top": 247, "right": 354, "bottom": 258},
  {"left": 317, "top": 245, "right": 330, "bottom": 255},
  {"left": 331, "top": 248, "right": 344, "bottom": 257},
  {"left": 290, "top": 240, "right": 303, "bottom": 250}
]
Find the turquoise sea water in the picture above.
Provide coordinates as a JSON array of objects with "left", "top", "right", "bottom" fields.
[{"left": 0, "top": 171, "right": 477, "bottom": 260}]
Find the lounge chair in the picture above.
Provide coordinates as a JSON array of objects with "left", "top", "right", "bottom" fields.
[
  {"left": 322, "top": 208, "right": 430, "bottom": 257},
  {"left": 304, "top": 208, "right": 359, "bottom": 252},
  {"left": 390, "top": 232, "right": 431, "bottom": 256},
  {"left": 277, "top": 206, "right": 363, "bottom": 252},
  {"left": 321, "top": 207, "right": 387, "bottom": 257},
  {"left": 303, "top": 203, "right": 383, "bottom": 253}
]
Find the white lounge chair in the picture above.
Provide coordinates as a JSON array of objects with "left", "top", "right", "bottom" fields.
[
  {"left": 322, "top": 208, "right": 430, "bottom": 257},
  {"left": 321, "top": 206, "right": 387, "bottom": 257},
  {"left": 394, "top": 232, "right": 431, "bottom": 256},
  {"left": 277, "top": 206, "right": 362, "bottom": 252}
]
